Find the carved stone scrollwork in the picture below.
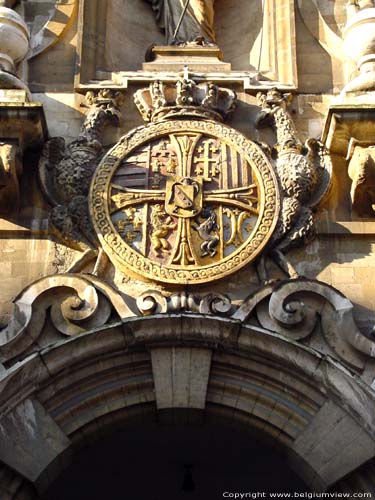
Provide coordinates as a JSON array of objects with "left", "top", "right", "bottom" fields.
[
  {"left": 136, "top": 291, "right": 168, "bottom": 315},
  {"left": 136, "top": 290, "right": 232, "bottom": 316},
  {"left": 1, "top": 274, "right": 375, "bottom": 371},
  {"left": 0, "top": 274, "right": 135, "bottom": 363},
  {"left": 39, "top": 89, "right": 124, "bottom": 252},
  {"left": 234, "top": 278, "right": 375, "bottom": 370},
  {"left": 199, "top": 293, "right": 232, "bottom": 315},
  {"left": 256, "top": 89, "right": 332, "bottom": 280}
]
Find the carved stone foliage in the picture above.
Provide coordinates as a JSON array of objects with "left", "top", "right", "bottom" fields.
[
  {"left": 90, "top": 119, "right": 279, "bottom": 285},
  {"left": 256, "top": 88, "right": 332, "bottom": 279},
  {"left": 39, "top": 90, "right": 124, "bottom": 251},
  {"left": 1, "top": 274, "right": 374, "bottom": 372}
]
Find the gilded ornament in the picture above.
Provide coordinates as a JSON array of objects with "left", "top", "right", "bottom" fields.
[{"left": 90, "top": 119, "right": 280, "bottom": 285}]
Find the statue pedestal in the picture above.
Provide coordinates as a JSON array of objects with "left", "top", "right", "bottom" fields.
[{"left": 142, "top": 46, "right": 231, "bottom": 72}]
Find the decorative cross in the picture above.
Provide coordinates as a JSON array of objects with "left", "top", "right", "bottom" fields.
[
  {"left": 193, "top": 140, "right": 221, "bottom": 179},
  {"left": 110, "top": 134, "right": 260, "bottom": 266}
]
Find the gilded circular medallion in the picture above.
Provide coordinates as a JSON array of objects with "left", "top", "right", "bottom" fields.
[{"left": 90, "top": 120, "right": 279, "bottom": 284}]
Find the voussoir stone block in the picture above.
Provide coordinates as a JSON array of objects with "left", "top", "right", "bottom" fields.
[
  {"left": 293, "top": 400, "right": 375, "bottom": 488},
  {"left": 151, "top": 347, "right": 212, "bottom": 410},
  {"left": 0, "top": 397, "right": 71, "bottom": 484}
]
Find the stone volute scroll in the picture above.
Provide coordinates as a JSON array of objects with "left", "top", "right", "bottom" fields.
[{"left": 90, "top": 77, "right": 280, "bottom": 285}]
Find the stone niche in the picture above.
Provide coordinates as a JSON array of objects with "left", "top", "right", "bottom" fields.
[{"left": 76, "top": 0, "right": 297, "bottom": 88}]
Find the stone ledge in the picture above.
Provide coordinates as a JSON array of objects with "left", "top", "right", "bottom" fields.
[{"left": 0, "top": 218, "right": 49, "bottom": 235}]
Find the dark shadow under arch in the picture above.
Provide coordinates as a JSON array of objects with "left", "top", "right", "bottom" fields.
[{"left": 43, "top": 415, "right": 309, "bottom": 500}]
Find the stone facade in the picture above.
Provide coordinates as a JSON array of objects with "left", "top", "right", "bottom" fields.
[{"left": 1, "top": 0, "right": 375, "bottom": 497}]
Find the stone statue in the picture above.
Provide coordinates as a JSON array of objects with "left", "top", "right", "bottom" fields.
[
  {"left": 146, "top": 0, "right": 216, "bottom": 45},
  {"left": 39, "top": 89, "right": 124, "bottom": 251},
  {"left": 255, "top": 89, "right": 331, "bottom": 280}
]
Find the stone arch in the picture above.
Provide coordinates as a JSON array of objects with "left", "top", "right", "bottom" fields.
[{"left": 0, "top": 315, "right": 375, "bottom": 498}]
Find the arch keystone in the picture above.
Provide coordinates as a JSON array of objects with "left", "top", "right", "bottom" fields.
[{"left": 151, "top": 347, "right": 212, "bottom": 409}]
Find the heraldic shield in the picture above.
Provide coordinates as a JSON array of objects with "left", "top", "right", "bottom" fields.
[{"left": 90, "top": 120, "right": 280, "bottom": 284}]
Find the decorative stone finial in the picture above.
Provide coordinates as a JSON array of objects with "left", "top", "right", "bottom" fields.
[{"left": 134, "top": 77, "right": 237, "bottom": 123}]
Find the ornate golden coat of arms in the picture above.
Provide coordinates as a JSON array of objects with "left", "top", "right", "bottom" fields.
[{"left": 90, "top": 80, "right": 280, "bottom": 284}]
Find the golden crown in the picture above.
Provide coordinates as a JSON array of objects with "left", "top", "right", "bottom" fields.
[{"left": 134, "top": 77, "right": 237, "bottom": 123}]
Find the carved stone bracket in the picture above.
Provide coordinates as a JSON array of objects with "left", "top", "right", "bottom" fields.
[{"left": 322, "top": 105, "right": 375, "bottom": 218}]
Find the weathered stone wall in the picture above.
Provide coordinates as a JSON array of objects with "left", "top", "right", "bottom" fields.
[
  {"left": 0, "top": 0, "right": 370, "bottom": 328},
  {"left": 1, "top": 1, "right": 375, "bottom": 495}
]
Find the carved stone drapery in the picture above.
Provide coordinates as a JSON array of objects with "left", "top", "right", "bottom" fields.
[
  {"left": 146, "top": 0, "right": 216, "bottom": 45},
  {"left": 75, "top": 0, "right": 298, "bottom": 89}
]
